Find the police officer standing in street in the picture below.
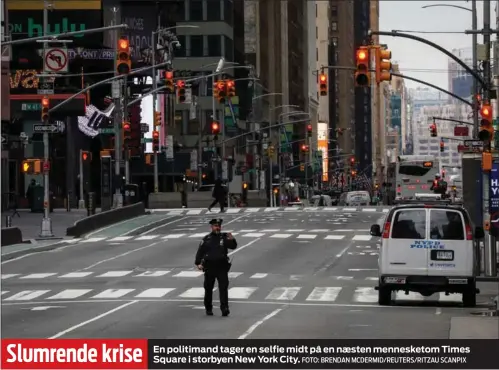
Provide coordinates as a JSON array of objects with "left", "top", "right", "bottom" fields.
[{"left": 195, "top": 219, "right": 237, "bottom": 316}]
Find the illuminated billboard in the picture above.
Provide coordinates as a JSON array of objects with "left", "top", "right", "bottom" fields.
[{"left": 317, "top": 122, "right": 328, "bottom": 182}]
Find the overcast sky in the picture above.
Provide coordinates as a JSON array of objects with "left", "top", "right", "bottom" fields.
[{"left": 379, "top": 0, "right": 491, "bottom": 91}]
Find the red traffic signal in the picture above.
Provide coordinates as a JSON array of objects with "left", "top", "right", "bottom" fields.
[
  {"left": 152, "top": 130, "right": 159, "bottom": 139},
  {"left": 307, "top": 124, "right": 312, "bottom": 132},
  {"left": 41, "top": 96, "right": 50, "bottom": 121},
  {"left": 117, "top": 38, "right": 131, "bottom": 75},
  {"left": 177, "top": 80, "right": 185, "bottom": 88},
  {"left": 350, "top": 157, "right": 355, "bottom": 164},
  {"left": 41, "top": 97, "right": 49, "bottom": 107},
  {"left": 440, "top": 140, "right": 445, "bottom": 152},
  {"left": 82, "top": 152, "right": 89, "bottom": 161},
  {"left": 123, "top": 122, "right": 131, "bottom": 131},
  {"left": 165, "top": 71, "right": 173, "bottom": 80},
  {"left": 301, "top": 144, "right": 309, "bottom": 152},
  {"left": 211, "top": 122, "right": 220, "bottom": 134},
  {"left": 320, "top": 74, "right": 326, "bottom": 82}
]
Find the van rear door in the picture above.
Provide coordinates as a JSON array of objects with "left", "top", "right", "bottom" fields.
[
  {"left": 383, "top": 208, "right": 428, "bottom": 275},
  {"left": 427, "top": 209, "right": 472, "bottom": 276}
]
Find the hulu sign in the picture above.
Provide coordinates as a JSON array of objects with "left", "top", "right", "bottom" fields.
[{"left": 8, "top": 10, "right": 101, "bottom": 46}]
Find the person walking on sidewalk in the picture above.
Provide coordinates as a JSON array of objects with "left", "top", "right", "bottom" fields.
[{"left": 208, "top": 178, "right": 226, "bottom": 212}]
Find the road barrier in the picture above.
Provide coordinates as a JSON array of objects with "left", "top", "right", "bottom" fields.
[
  {"left": 1, "top": 227, "right": 23, "bottom": 246},
  {"left": 66, "top": 202, "right": 146, "bottom": 237}
]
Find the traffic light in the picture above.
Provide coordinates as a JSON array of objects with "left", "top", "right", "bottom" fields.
[
  {"left": 429, "top": 123, "right": 437, "bottom": 137},
  {"left": 441, "top": 169, "right": 446, "bottom": 178},
  {"left": 226, "top": 80, "right": 235, "bottom": 98},
  {"left": 479, "top": 103, "right": 494, "bottom": 142},
  {"left": 375, "top": 47, "right": 392, "bottom": 83},
  {"left": 152, "top": 130, "right": 160, "bottom": 152},
  {"left": 154, "top": 111, "right": 161, "bottom": 127},
  {"left": 242, "top": 182, "right": 248, "bottom": 202},
  {"left": 216, "top": 81, "right": 226, "bottom": 104},
  {"left": 355, "top": 47, "right": 370, "bottom": 87},
  {"left": 81, "top": 150, "right": 91, "bottom": 162},
  {"left": 319, "top": 74, "right": 327, "bottom": 96},
  {"left": 300, "top": 164, "right": 305, "bottom": 171},
  {"left": 350, "top": 157, "right": 355, "bottom": 166},
  {"left": 351, "top": 170, "right": 357, "bottom": 177},
  {"left": 41, "top": 96, "right": 49, "bottom": 121},
  {"left": 164, "top": 71, "right": 174, "bottom": 94},
  {"left": 440, "top": 140, "right": 445, "bottom": 152},
  {"left": 375, "top": 184, "right": 379, "bottom": 190},
  {"left": 273, "top": 187, "right": 278, "bottom": 194},
  {"left": 123, "top": 121, "right": 131, "bottom": 146},
  {"left": 22, "top": 160, "right": 33, "bottom": 174},
  {"left": 177, "top": 80, "right": 186, "bottom": 103},
  {"left": 116, "top": 38, "right": 131, "bottom": 75},
  {"left": 211, "top": 121, "right": 220, "bottom": 136},
  {"left": 300, "top": 144, "right": 309, "bottom": 153},
  {"left": 307, "top": 124, "right": 312, "bottom": 138}
]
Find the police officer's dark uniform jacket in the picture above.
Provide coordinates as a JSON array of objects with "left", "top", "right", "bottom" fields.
[{"left": 195, "top": 219, "right": 237, "bottom": 316}]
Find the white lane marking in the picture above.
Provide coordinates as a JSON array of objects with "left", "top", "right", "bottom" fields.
[
  {"left": 139, "top": 216, "right": 190, "bottom": 235},
  {"left": 91, "top": 289, "right": 135, "bottom": 299},
  {"left": 324, "top": 207, "right": 338, "bottom": 211},
  {"left": 173, "top": 271, "right": 203, "bottom": 278},
  {"left": 241, "top": 233, "right": 265, "bottom": 238},
  {"left": 0, "top": 239, "right": 71, "bottom": 264},
  {"left": 270, "top": 234, "right": 292, "bottom": 239},
  {"left": 325, "top": 235, "right": 345, "bottom": 240},
  {"left": 225, "top": 209, "right": 241, "bottom": 214},
  {"left": 228, "top": 272, "right": 243, "bottom": 278},
  {"left": 108, "top": 236, "right": 133, "bottom": 242},
  {"left": 228, "top": 238, "right": 261, "bottom": 256},
  {"left": 306, "top": 287, "right": 342, "bottom": 301},
  {"left": 335, "top": 246, "right": 350, "bottom": 258},
  {"left": 81, "top": 241, "right": 161, "bottom": 271},
  {"left": 343, "top": 208, "right": 357, "bottom": 211},
  {"left": 304, "top": 207, "right": 318, "bottom": 211},
  {"left": 134, "top": 270, "right": 170, "bottom": 277},
  {"left": 336, "top": 276, "right": 353, "bottom": 280},
  {"left": 85, "top": 215, "right": 149, "bottom": 237},
  {"left": 1, "top": 274, "right": 19, "bottom": 279},
  {"left": 353, "top": 287, "right": 378, "bottom": 303},
  {"left": 135, "top": 288, "right": 175, "bottom": 298},
  {"left": 1, "top": 291, "right": 9, "bottom": 296},
  {"left": 245, "top": 208, "right": 259, "bottom": 213},
  {"left": 365, "top": 277, "right": 379, "bottom": 281},
  {"left": 297, "top": 234, "right": 317, "bottom": 239},
  {"left": 362, "top": 208, "right": 376, "bottom": 212},
  {"left": 310, "top": 229, "right": 329, "bottom": 232},
  {"left": 179, "top": 287, "right": 216, "bottom": 298},
  {"left": 81, "top": 237, "right": 106, "bottom": 243},
  {"left": 48, "top": 301, "right": 137, "bottom": 339},
  {"left": 352, "top": 235, "right": 372, "bottom": 241},
  {"left": 264, "top": 208, "right": 275, "bottom": 212},
  {"left": 97, "top": 271, "right": 133, "bottom": 278},
  {"left": 250, "top": 273, "right": 268, "bottom": 279},
  {"left": 161, "top": 234, "right": 185, "bottom": 239},
  {"left": 286, "top": 229, "right": 304, "bottom": 232},
  {"left": 260, "top": 229, "right": 280, "bottom": 232},
  {"left": 349, "top": 268, "right": 377, "bottom": 271},
  {"left": 135, "top": 235, "right": 159, "bottom": 241},
  {"left": 189, "top": 233, "right": 207, "bottom": 238},
  {"left": 229, "top": 287, "right": 258, "bottom": 299},
  {"left": 186, "top": 210, "right": 202, "bottom": 215},
  {"left": 20, "top": 273, "right": 57, "bottom": 279},
  {"left": 59, "top": 272, "right": 93, "bottom": 278},
  {"left": 238, "top": 308, "right": 283, "bottom": 339},
  {"left": 5, "top": 290, "right": 50, "bottom": 301},
  {"left": 239, "top": 229, "right": 257, "bottom": 232},
  {"left": 47, "top": 289, "right": 92, "bottom": 300},
  {"left": 266, "top": 287, "right": 300, "bottom": 300}
]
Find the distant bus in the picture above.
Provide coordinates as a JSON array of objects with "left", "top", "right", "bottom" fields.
[{"left": 395, "top": 155, "right": 440, "bottom": 203}]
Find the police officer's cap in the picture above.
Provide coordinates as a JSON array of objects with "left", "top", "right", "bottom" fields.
[{"left": 209, "top": 218, "right": 223, "bottom": 226}]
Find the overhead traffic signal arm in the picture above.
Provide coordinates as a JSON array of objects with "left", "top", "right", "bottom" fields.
[
  {"left": 375, "top": 48, "right": 392, "bottom": 83},
  {"left": 355, "top": 47, "right": 370, "bottom": 87}
]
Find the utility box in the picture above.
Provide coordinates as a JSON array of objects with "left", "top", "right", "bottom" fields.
[{"left": 462, "top": 154, "right": 483, "bottom": 227}]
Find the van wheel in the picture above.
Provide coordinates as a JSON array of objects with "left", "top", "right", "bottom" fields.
[
  {"left": 378, "top": 287, "right": 392, "bottom": 306},
  {"left": 462, "top": 289, "right": 476, "bottom": 308}
]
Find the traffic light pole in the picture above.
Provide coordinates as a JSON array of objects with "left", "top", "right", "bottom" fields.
[
  {"left": 112, "top": 8, "right": 123, "bottom": 208},
  {"left": 152, "top": 29, "right": 159, "bottom": 193}
]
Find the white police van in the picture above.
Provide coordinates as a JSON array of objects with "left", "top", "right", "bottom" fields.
[{"left": 369, "top": 199, "right": 484, "bottom": 307}]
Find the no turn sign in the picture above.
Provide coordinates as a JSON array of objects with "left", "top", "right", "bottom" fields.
[{"left": 44, "top": 48, "right": 69, "bottom": 73}]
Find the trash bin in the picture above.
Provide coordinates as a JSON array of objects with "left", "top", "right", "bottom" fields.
[
  {"left": 123, "top": 184, "right": 139, "bottom": 206},
  {"left": 31, "top": 185, "right": 44, "bottom": 213}
]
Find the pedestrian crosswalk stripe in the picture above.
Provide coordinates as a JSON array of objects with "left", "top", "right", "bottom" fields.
[
  {"left": 242, "top": 233, "right": 265, "bottom": 237},
  {"left": 310, "top": 229, "right": 329, "bottom": 232},
  {"left": 135, "top": 235, "right": 158, "bottom": 241},
  {"left": 173, "top": 271, "right": 203, "bottom": 278},
  {"left": 92, "top": 289, "right": 135, "bottom": 299},
  {"left": 97, "top": 271, "right": 133, "bottom": 278},
  {"left": 306, "top": 287, "right": 342, "bottom": 301},
  {"left": 325, "top": 235, "right": 345, "bottom": 240},
  {"left": 363, "top": 208, "right": 376, "bottom": 212},
  {"left": 59, "top": 272, "right": 93, "bottom": 278},
  {"left": 81, "top": 237, "right": 106, "bottom": 243},
  {"left": 239, "top": 229, "right": 257, "bottom": 232},
  {"left": 135, "top": 288, "right": 175, "bottom": 298},
  {"left": 179, "top": 287, "right": 213, "bottom": 298},
  {"left": 186, "top": 210, "right": 202, "bottom": 215},
  {"left": 229, "top": 287, "right": 257, "bottom": 299},
  {"left": 261, "top": 229, "right": 280, "bottom": 232},
  {"left": 352, "top": 235, "right": 372, "bottom": 241},
  {"left": 161, "top": 234, "right": 185, "bottom": 239},
  {"left": 4, "top": 290, "right": 50, "bottom": 301},
  {"left": 225, "top": 209, "right": 241, "bottom": 214},
  {"left": 264, "top": 208, "right": 274, "bottom": 212},
  {"left": 245, "top": 208, "right": 259, "bottom": 213},
  {"left": 108, "top": 236, "right": 133, "bottom": 242},
  {"left": 47, "top": 289, "right": 92, "bottom": 300},
  {"left": 353, "top": 287, "right": 378, "bottom": 303},
  {"left": 270, "top": 234, "right": 292, "bottom": 239},
  {"left": 266, "top": 287, "right": 300, "bottom": 300},
  {"left": 1, "top": 274, "right": 19, "bottom": 280},
  {"left": 188, "top": 233, "right": 206, "bottom": 238},
  {"left": 343, "top": 208, "right": 357, "bottom": 211},
  {"left": 228, "top": 272, "right": 243, "bottom": 278},
  {"left": 250, "top": 273, "right": 268, "bottom": 279},
  {"left": 286, "top": 229, "right": 304, "bottom": 232},
  {"left": 297, "top": 234, "right": 316, "bottom": 239},
  {"left": 21, "top": 273, "right": 57, "bottom": 279},
  {"left": 1, "top": 291, "right": 9, "bottom": 296},
  {"left": 135, "top": 271, "right": 170, "bottom": 277}
]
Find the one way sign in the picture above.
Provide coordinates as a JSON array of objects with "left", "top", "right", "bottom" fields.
[{"left": 33, "top": 124, "right": 59, "bottom": 133}]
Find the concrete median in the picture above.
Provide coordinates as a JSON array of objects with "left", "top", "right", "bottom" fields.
[
  {"left": 1, "top": 227, "right": 24, "bottom": 247},
  {"left": 66, "top": 202, "right": 146, "bottom": 238},
  {"left": 147, "top": 191, "right": 268, "bottom": 209}
]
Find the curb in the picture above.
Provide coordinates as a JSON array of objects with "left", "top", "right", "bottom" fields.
[
  {"left": 1, "top": 240, "right": 72, "bottom": 261},
  {"left": 476, "top": 276, "right": 499, "bottom": 282}
]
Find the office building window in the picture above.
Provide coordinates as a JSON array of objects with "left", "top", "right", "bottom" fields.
[
  {"left": 316, "top": 26, "right": 318, "bottom": 39},
  {"left": 224, "top": 36, "right": 233, "bottom": 60},
  {"left": 331, "top": 22, "right": 337, "bottom": 31},
  {"left": 223, "top": 0, "right": 233, "bottom": 26},
  {"left": 315, "top": 4, "right": 318, "bottom": 17},
  {"left": 331, "top": 6, "right": 337, "bottom": 16},
  {"left": 207, "top": 35, "right": 222, "bottom": 56},
  {"left": 174, "top": 35, "right": 186, "bottom": 57},
  {"left": 207, "top": 0, "right": 221, "bottom": 21},
  {"left": 189, "top": 0, "right": 203, "bottom": 21},
  {"left": 316, "top": 47, "right": 318, "bottom": 61},
  {"left": 332, "top": 37, "right": 338, "bottom": 46},
  {"left": 189, "top": 35, "right": 204, "bottom": 57}
]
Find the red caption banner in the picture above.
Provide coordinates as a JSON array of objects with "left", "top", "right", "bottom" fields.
[{"left": 1, "top": 339, "right": 148, "bottom": 369}]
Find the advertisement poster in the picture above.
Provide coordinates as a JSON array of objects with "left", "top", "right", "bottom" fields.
[
  {"left": 489, "top": 161, "right": 499, "bottom": 213},
  {"left": 317, "top": 122, "right": 328, "bottom": 182}
]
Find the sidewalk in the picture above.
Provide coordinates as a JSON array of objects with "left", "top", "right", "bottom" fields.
[{"left": 2, "top": 208, "right": 100, "bottom": 241}]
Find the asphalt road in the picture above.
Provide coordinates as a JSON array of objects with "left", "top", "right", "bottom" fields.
[{"left": 1, "top": 208, "right": 496, "bottom": 339}]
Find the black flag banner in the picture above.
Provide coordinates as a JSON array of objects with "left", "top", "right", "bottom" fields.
[{"left": 148, "top": 339, "right": 499, "bottom": 369}]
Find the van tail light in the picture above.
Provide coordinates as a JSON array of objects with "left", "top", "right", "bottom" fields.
[
  {"left": 465, "top": 224, "right": 473, "bottom": 240},
  {"left": 382, "top": 222, "right": 391, "bottom": 238}
]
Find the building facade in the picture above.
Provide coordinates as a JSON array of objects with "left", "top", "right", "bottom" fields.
[{"left": 448, "top": 47, "right": 473, "bottom": 102}]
